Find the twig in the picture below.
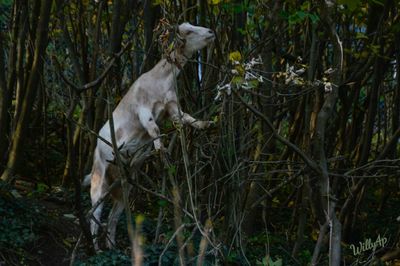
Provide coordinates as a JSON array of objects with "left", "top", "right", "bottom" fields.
[
  {"left": 106, "top": 89, "right": 136, "bottom": 266},
  {"left": 196, "top": 219, "right": 212, "bottom": 266},
  {"left": 69, "top": 233, "right": 82, "bottom": 266},
  {"left": 158, "top": 223, "right": 193, "bottom": 266}
]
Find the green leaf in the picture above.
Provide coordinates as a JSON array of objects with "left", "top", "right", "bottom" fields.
[
  {"left": 36, "top": 183, "right": 49, "bottom": 193},
  {"left": 369, "top": 0, "right": 384, "bottom": 6},
  {"left": 309, "top": 13, "right": 320, "bottom": 24},
  {"left": 164, "top": 120, "right": 173, "bottom": 129}
]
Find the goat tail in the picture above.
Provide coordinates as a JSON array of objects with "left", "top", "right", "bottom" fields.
[{"left": 82, "top": 174, "right": 92, "bottom": 187}]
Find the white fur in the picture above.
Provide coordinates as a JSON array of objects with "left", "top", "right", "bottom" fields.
[{"left": 86, "top": 22, "right": 215, "bottom": 250}]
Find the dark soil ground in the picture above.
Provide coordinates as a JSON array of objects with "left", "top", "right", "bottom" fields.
[{"left": 0, "top": 183, "right": 81, "bottom": 266}]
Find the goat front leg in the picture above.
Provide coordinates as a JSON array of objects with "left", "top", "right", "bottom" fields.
[
  {"left": 138, "top": 107, "right": 163, "bottom": 150},
  {"left": 167, "top": 101, "right": 213, "bottom": 129}
]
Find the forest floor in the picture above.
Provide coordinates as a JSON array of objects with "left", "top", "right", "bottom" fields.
[
  {"left": 2, "top": 180, "right": 400, "bottom": 266},
  {"left": 0, "top": 181, "right": 81, "bottom": 266},
  {"left": 33, "top": 198, "right": 80, "bottom": 266}
]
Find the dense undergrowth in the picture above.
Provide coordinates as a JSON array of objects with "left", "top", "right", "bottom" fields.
[{"left": 2, "top": 178, "right": 398, "bottom": 265}]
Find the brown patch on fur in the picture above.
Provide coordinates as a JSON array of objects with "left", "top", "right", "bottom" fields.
[
  {"left": 105, "top": 164, "right": 123, "bottom": 201},
  {"left": 115, "top": 128, "right": 123, "bottom": 140}
]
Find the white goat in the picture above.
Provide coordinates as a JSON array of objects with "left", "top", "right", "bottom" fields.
[{"left": 85, "top": 22, "right": 215, "bottom": 249}]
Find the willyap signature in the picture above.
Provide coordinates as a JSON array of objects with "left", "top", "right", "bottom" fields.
[{"left": 350, "top": 234, "right": 388, "bottom": 256}]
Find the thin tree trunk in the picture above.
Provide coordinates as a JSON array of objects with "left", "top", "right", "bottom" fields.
[
  {"left": 310, "top": 1, "right": 343, "bottom": 264},
  {"left": 12, "top": 1, "right": 29, "bottom": 130}
]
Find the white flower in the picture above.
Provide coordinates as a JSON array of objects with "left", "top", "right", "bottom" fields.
[
  {"left": 245, "top": 71, "right": 257, "bottom": 81},
  {"left": 214, "top": 83, "right": 232, "bottom": 101},
  {"left": 324, "top": 82, "right": 332, "bottom": 93},
  {"left": 214, "top": 91, "right": 222, "bottom": 101},
  {"left": 295, "top": 68, "right": 306, "bottom": 75},
  {"left": 324, "top": 68, "right": 335, "bottom": 75}
]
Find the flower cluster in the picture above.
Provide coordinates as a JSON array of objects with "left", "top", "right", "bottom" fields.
[{"left": 215, "top": 52, "right": 264, "bottom": 101}]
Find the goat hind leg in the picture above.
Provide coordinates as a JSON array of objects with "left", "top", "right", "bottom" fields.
[
  {"left": 106, "top": 199, "right": 124, "bottom": 249},
  {"left": 90, "top": 168, "right": 107, "bottom": 251}
]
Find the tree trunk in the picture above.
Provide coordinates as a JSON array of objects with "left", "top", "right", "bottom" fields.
[
  {"left": 140, "top": 0, "right": 160, "bottom": 73},
  {"left": 0, "top": 1, "right": 20, "bottom": 167},
  {"left": 0, "top": 33, "right": 12, "bottom": 165},
  {"left": 1, "top": 0, "right": 53, "bottom": 182}
]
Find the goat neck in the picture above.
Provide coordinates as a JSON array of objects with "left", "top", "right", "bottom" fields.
[
  {"left": 168, "top": 48, "right": 191, "bottom": 70},
  {"left": 150, "top": 50, "right": 188, "bottom": 80}
]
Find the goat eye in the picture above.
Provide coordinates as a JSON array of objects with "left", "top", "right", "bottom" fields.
[{"left": 186, "top": 30, "right": 193, "bottom": 35}]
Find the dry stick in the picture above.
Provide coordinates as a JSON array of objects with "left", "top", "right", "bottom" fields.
[
  {"left": 153, "top": 173, "right": 166, "bottom": 245},
  {"left": 106, "top": 90, "right": 137, "bottom": 266},
  {"left": 63, "top": 92, "right": 94, "bottom": 255},
  {"left": 196, "top": 219, "right": 212, "bottom": 266},
  {"left": 159, "top": 150, "right": 186, "bottom": 265},
  {"left": 153, "top": 133, "right": 177, "bottom": 245},
  {"left": 311, "top": 222, "right": 329, "bottom": 266},
  {"left": 158, "top": 223, "right": 194, "bottom": 266},
  {"left": 69, "top": 233, "right": 83, "bottom": 266}
]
